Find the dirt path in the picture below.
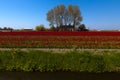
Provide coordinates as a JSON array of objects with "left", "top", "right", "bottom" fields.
[{"left": 0, "top": 48, "right": 120, "bottom": 53}]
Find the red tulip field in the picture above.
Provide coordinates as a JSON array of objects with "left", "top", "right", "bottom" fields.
[{"left": 0, "top": 31, "right": 120, "bottom": 48}]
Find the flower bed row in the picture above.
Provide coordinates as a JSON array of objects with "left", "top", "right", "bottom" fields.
[{"left": 0, "top": 31, "right": 120, "bottom": 48}]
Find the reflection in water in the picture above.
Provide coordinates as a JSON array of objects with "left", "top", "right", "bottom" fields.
[{"left": 0, "top": 72, "right": 120, "bottom": 80}]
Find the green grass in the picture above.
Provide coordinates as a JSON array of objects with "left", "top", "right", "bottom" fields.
[{"left": 0, "top": 49, "right": 120, "bottom": 73}]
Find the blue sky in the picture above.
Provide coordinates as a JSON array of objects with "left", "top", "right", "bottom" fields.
[{"left": 0, "top": 0, "right": 120, "bottom": 30}]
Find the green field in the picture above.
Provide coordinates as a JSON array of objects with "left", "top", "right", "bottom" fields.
[{"left": 0, "top": 49, "right": 120, "bottom": 73}]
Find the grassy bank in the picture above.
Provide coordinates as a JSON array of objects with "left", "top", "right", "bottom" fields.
[{"left": 0, "top": 49, "right": 120, "bottom": 73}]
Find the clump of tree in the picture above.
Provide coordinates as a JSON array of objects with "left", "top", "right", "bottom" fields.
[
  {"left": 47, "top": 4, "right": 83, "bottom": 31},
  {"left": 35, "top": 24, "right": 46, "bottom": 31},
  {"left": 78, "top": 24, "right": 89, "bottom": 31}
]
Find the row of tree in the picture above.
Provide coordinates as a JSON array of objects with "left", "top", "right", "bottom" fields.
[
  {"left": 0, "top": 27, "right": 13, "bottom": 30},
  {"left": 35, "top": 24, "right": 88, "bottom": 31},
  {"left": 0, "top": 24, "right": 88, "bottom": 31}
]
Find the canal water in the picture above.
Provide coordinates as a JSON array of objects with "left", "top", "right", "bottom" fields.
[{"left": 0, "top": 72, "right": 120, "bottom": 80}]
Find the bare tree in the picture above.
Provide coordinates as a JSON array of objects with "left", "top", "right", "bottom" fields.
[
  {"left": 47, "top": 9, "right": 55, "bottom": 27},
  {"left": 68, "top": 5, "right": 82, "bottom": 29}
]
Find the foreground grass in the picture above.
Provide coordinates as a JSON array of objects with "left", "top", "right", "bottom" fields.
[{"left": 0, "top": 49, "right": 120, "bottom": 73}]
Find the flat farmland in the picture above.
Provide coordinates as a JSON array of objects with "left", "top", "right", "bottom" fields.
[{"left": 0, "top": 31, "right": 120, "bottom": 48}]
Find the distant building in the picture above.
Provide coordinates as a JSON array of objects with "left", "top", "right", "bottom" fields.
[
  {"left": 21, "top": 29, "right": 33, "bottom": 31},
  {"left": 58, "top": 25, "right": 74, "bottom": 31}
]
